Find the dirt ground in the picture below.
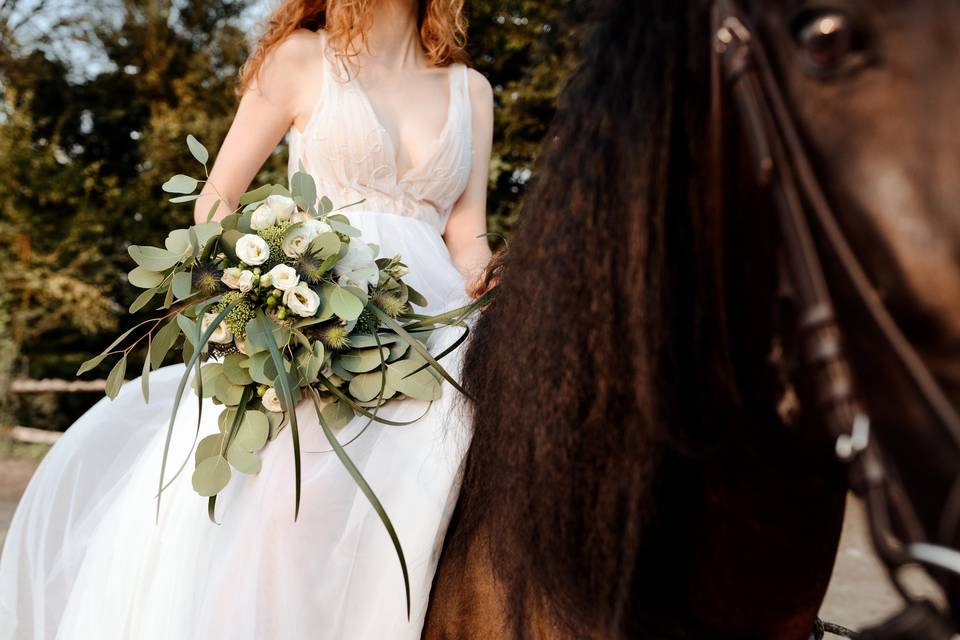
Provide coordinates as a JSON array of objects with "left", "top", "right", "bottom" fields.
[{"left": 0, "top": 458, "right": 944, "bottom": 635}]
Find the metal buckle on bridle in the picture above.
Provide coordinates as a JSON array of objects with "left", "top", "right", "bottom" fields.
[{"left": 711, "top": 1, "right": 960, "bottom": 637}]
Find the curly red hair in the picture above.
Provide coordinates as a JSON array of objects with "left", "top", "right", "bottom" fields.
[{"left": 239, "top": 0, "right": 469, "bottom": 94}]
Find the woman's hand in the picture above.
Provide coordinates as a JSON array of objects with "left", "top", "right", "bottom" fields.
[{"left": 465, "top": 249, "right": 504, "bottom": 300}]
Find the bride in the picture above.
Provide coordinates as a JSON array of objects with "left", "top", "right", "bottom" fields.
[{"left": 0, "top": 0, "right": 493, "bottom": 637}]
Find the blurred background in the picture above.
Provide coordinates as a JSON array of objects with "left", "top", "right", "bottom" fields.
[{"left": 0, "top": 0, "right": 586, "bottom": 434}]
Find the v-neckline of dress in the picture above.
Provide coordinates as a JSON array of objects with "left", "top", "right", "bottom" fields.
[{"left": 348, "top": 63, "right": 457, "bottom": 184}]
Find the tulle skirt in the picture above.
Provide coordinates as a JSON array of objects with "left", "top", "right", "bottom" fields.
[{"left": 0, "top": 211, "right": 473, "bottom": 639}]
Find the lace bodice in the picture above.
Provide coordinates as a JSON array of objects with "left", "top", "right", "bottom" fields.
[{"left": 287, "top": 31, "right": 473, "bottom": 233}]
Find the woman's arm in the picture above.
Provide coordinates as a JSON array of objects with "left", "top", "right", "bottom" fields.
[
  {"left": 443, "top": 67, "right": 495, "bottom": 293},
  {"left": 193, "top": 31, "right": 321, "bottom": 224}
]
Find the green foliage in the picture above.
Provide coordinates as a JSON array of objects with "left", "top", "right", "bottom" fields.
[{"left": 466, "top": 0, "right": 588, "bottom": 235}]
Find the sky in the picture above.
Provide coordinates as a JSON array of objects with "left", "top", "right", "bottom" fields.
[{"left": 7, "top": 0, "right": 275, "bottom": 80}]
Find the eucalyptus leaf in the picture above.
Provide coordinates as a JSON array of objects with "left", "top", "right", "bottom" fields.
[
  {"left": 105, "top": 356, "right": 127, "bottom": 400},
  {"left": 77, "top": 323, "right": 142, "bottom": 375},
  {"left": 235, "top": 410, "right": 270, "bottom": 451},
  {"left": 162, "top": 174, "right": 200, "bottom": 195},
  {"left": 239, "top": 184, "right": 274, "bottom": 206},
  {"left": 169, "top": 194, "right": 200, "bottom": 204},
  {"left": 214, "top": 375, "right": 245, "bottom": 406},
  {"left": 177, "top": 314, "right": 199, "bottom": 347},
  {"left": 165, "top": 229, "right": 192, "bottom": 255},
  {"left": 172, "top": 271, "right": 193, "bottom": 300},
  {"left": 129, "top": 288, "right": 158, "bottom": 314},
  {"left": 386, "top": 360, "right": 441, "bottom": 401},
  {"left": 349, "top": 371, "right": 395, "bottom": 402},
  {"left": 191, "top": 222, "right": 221, "bottom": 248},
  {"left": 330, "top": 359, "right": 356, "bottom": 381},
  {"left": 328, "top": 219, "right": 361, "bottom": 237},
  {"left": 191, "top": 456, "right": 231, "bottom": 497},
  {"left": 128, "top": 266, "right": 165, "bottom": 289},
  {"left": 291, "top": 171, "right": 317, "bottom": 212},
  {"left": 195, "top": 433, "right": 224, "bottom": 464},
  {"left": 128, "top": 245, "right": 181, "bottom": 271},
  {"left": 226, "top": 443, "right": 262, "bottom": 475},
  {"left": 338, "top": 346, "right": 390, "bottom": 373},
  {"left": 187, "top": 134, "right": 209, "bottom": 165},
  {"left": 321, "top": 400, "right": 355, "bottom": 429},
  {"left": 151, "top": 317, "right": 181, "bottom": 369},
  {"left": 319, "top": 195, "right": 334, "bottom": 215},
  {"left": 405, "top": 284, "right": 428, "bottom": 308},
  {"left": 330, "top": 286, "right": 364, "bottom": 321},
  {"left": 349, "top": 333, "right": 399, "bottom": 349},
  {"left": 309, "top": 232, "right": 341, "bottom": 259},
  {"left": 223, "top": 353, "right": 253, "bottom": 386},
  {"left": 192, "top": 363, "right": 222, "bottom": 398}
]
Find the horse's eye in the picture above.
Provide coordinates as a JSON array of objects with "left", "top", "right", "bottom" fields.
[{"left": 793, "top": 11, "right": 855, "bottom": 70}]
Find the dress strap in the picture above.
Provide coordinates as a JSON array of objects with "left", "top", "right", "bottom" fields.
[{"left": 457, "top": 63, "right": 472, "bottom": 132}]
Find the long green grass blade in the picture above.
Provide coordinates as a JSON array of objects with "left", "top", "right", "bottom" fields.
[
  {"left": 155, "top": 298, "right": 235, "bottom": 522},
  {"left": 308, "top": 386, "right": 411, "bottom": 619},
  {"left": 252, "top": 311, "right": 302, "bottom": 521}
]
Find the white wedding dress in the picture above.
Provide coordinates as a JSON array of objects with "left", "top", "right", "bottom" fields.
[{"left": 0, "top": 32, "right": 475, "bottom": 639}]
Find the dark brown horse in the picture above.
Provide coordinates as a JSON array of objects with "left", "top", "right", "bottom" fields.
[{"left": 424, "top": 1, "right": 960, "bottom": 638}]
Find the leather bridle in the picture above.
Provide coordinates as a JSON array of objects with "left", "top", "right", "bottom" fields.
[{"left": 711, "top": 1, "right": 960, "bottom": 637}]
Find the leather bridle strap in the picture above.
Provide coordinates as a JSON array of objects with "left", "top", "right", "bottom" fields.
[
  {"left": 711, "top": 1, "right": 960, "bottom": 636},
  {"left": 712, "top": 1, "right": 960, "bottom": 451}
]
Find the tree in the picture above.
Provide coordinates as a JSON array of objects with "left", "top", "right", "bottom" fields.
[{"left": 466, "top": 0, "right": 588, "bottom": 235}]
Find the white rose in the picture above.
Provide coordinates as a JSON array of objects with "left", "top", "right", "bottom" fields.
[
  {"left": 266, "top": 194, "right": 297, "bottom": 222},
  {"left": 235, "top": 336, "right": 249, "bottom": 355},
  {"left": 268, "top": 264, "right": 300, "bottom": 291},
  {"left": 281, "top": 227, "right": 312, "bottom": 258},
  {"left": 235, "top": 234, "right": 270, "bottom": 266},
  {"left": 333, "top": 239, "right": 379, "bottom": 289},
  {"left": 262, "top": 387, "right": 284, "bottom": 413},
  {"left": 301, "top": 218, "right": 332, "bottom": 240},
  {"left": 283, "top": 282, "right": 321, "bottom": 318},
  {"left": 221, "top": 267, "right": 255, "bottom": 293},
  {"left": 201, "top": 312, "right": 234, "bottom": 344},
  {"left": 250, "top": 203, "right": 277, "bottom": 230}
]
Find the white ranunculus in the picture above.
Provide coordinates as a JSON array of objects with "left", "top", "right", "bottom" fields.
[
  {"left": 262, "top": 387, "right": 283, "bottom": 413},
  {"left": 281, "top": 227, "right": 312, "bottom": 258},
  {"left": 266, "top": 195, "right": 297, "bottom": 222},
  {"left": 268, "top": 264, "right": 300, "bottom": 291},
  {"left": 221, "top": 267, "right": 255, "bottom": 293},
  {"left": 250, "top": 203, "right": 277, "bottom": 230},
  {"left": 283, "top": 282, "right": 321, "bottom": 318},
  {"left": 235, "top": 234, "right": 270, "bottom": 266},
  {"left": 201, "top": 312, "right": 234, "bottom": 344},
  {"left": 333, "top": 239, "right": 379, "bottom": 289}
]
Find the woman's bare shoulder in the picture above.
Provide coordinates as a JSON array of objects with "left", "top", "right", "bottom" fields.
[
  {"left": 465, "top": 67, "right": 494, "bottom": 109},
  {"left": 262, "top": 28, "right": 325, "bottom": 76}
]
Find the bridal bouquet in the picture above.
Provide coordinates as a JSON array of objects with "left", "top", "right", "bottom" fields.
[{"left": 77, "top": 136, "right": 486, "bottom": 614}]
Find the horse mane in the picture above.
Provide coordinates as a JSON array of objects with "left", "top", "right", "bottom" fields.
[{"left": 451, "top": 0, "right": 726, "bottom": 635}]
